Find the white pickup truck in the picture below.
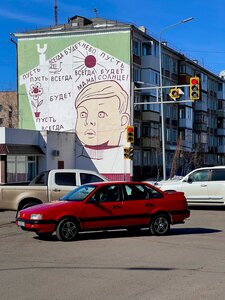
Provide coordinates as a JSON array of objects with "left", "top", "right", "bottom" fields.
[{"left": 0, "top": 169, "right": 108, "bottom": 212}]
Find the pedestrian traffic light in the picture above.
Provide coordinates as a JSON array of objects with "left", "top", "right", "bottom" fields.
[
  {"left": 169, "top": 88, "right": 181, "bottom": 100},
  {"left": 190, "top": 77, "right": 201, "bottom": 100},
  {"left": 126, "top": 126, "right": 134, "bottom": 143},
  {"left": 124, "top": 147, "right": 134, "bottom": 159}
]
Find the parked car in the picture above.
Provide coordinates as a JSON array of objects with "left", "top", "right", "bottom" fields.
[
  {"left": 152, "top": 166, "right": 225, "bottom": 206},
  {"left": 0, "top": 169, "right": 108, "bottom": 213},
  {"left": 16, "top": 181, "right": 190, "bottom": 241}
]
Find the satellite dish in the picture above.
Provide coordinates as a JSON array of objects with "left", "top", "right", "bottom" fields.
[{"left": 219, "top": 70, "right": 225, "bottom": 79}]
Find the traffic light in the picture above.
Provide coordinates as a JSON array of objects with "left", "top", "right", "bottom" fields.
[
  {"left": 124, "top": 147, "right": 130, "bottom": 159},
  {"left": 126, "top": 126, "right": 134, "bottom": 143},
  {"left": 124, "top": 147, "right": 134, "bottom": 159},
  {"left": 129, "top": 147, "right": 134, "bottom": 159},
  {"left": 169, "top": 88, "right": 181, "bottom": 100},
  {"left": 190, "top": 77, "right": 201, "bottom": 100}
]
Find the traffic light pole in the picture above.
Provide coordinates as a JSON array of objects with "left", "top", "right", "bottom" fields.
[{"left": 133, "top": 81, "right": 196, "bottom": 180}]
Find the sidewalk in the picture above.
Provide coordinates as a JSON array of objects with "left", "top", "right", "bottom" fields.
[{"left": 0, "top": 211, "right": 17, "bottom": 225}]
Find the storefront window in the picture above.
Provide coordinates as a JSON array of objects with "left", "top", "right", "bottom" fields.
[{"left": 7, "top": 155, "right": 37, "bottom": 183}]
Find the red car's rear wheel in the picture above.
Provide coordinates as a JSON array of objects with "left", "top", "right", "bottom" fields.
[{"left": 150, "top": 214, "right": 170, "bottom": 236}]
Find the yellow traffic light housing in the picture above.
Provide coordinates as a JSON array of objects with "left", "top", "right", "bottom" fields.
[
  {"left": 190, "top": 77, "right": 201, "bottom": 100},
  {"left": 124, "top": 147, "right": 134, "bottom": 159},
  {"left": 124, "top": 147, "right": 130, "bottom": 159},
  {"left": 126, "top": 126, "right": 134, "bottom": 143},
  {"left": 169, "top": 88, "right": 181, "bottom": 99}
]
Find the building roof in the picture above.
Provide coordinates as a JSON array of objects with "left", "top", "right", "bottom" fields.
[{"left": 14, "top": 15, "right": 131, "bottom": 36}]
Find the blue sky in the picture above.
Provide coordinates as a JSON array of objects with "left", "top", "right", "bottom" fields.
[{"left": 0, "top": 0, "right": 224, "bottom": 91}]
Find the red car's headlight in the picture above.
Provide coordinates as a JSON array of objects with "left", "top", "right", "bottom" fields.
[{"left": 30, "top": 214, "right": 43, "bottom": 220}]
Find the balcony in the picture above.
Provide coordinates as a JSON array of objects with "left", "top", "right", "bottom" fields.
[
  {"left": 217, "top": 110, "right": 225, "bottom": 118},
  {"left": 194, "top": 101, "right": 208, "bottom": 112},
  {"left": 142, "top": 111, "right": 160, "bottom": 122},
  {"left": 194, "top": 123, "right": 207, "bottom": 131},
  {"left": 217, "top": 91, "right": 225, "bottom": 100},
  {"left": 217, "top": 128, "right": 225, "bottom": 136},
  {"left": 217, "top": 145, "right": 225, "bottom": 153},
  {"left": 142, "top": 136, "right": 160, "bottom": 148},
  {"left": 180, "top": 140, "right": 192, "bottom": 150},
  {"left": 179, "top": 118, "right": 193, "bottom": 129},
  {"left": 133, "top": 55, "right": 141, "bottom": 65}
]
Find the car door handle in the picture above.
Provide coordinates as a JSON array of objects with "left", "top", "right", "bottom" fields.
[
  {"left": 53, "top": 188, "right": 61, "bottom": 192},
  {"left": 112, "top": 205, "right": 122, "bottom": 209},
  {"left": 145, "top": 203, "right": 154, "bottom": 207},
  {"left": 201, "top": 184, "right": 207, "bottom": 187}
]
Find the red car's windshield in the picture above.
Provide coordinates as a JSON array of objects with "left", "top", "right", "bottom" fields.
[{"left": 60, "top": 185, "right": 96, "bottom": 202}]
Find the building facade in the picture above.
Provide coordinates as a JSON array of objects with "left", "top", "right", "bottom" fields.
[
  {"left": 0, "top": 128, "right": 78, "bottom": 184},
  {"left": 13, "top": 15, "right": 225, "bottom": 180}
]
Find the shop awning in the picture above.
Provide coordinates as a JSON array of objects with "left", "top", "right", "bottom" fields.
[{"left": 0, "top": 144, "right": 45, "bottom": 155}]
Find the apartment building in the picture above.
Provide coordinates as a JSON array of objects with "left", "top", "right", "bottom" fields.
[
  {"left": 131, "top": 23, "right": 225, "bottom": 179},
  {"left": 13, "top": 15, "right": 225, "bottom": 180}
]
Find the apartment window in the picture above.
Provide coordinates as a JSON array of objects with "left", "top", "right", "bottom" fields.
[
  {"left": 200, "top": 132, "right": 207, "bottom": 144},
  {"left": 133, "top": 40, "right": 140, "bottom": 56},
  {"left": 186, "top": 107, "right": 193, "bottom": 120},
  {"left": 133, "top": 68, "right": 140, "bottom": 82},
  {"left": 164, "top": 54, "right": 170, "bottom": 70},
  {"left": 179, "top": 130, "right": 185, "bottom": 140},
  {"left": 143, "top": 151, "right": 151, "bottom": 166},
  {"left": 218, "top": 100, "right": 223, "bottom": 110},
  {"left": 172, "top": 60, "right": 178, "bottom": 74},
  {"left": 142, "top": 95, "right": 149, "bottom": 111},
  {"left": 172, "top": 106, "right": 178, "bottom": 119},
  {"left": 186, "top": 129, "right": 193, "bottom": 143},
  {"left": 171, "top": 129, "right": 177, "bottom": 142},
  {"left": 195, "top": 112, "right": 207, "bottom": 124},
  {"left": 218, "top": 137, "right": 224, "bottom": 146},
  {"left": 151, "top": 123, "right": 159, "bottom": 137},
  {"left": 142, "top": 43, "right": 152, "bottom": 56},
  {"left": 142, "top": 124, "right": 148, "bottom": 137},
  {"left": 179, "top": 63, "right": 186, "bottom": 74},
  {"left": 151, "top": 43, "right": 158, "bottom": 56}
]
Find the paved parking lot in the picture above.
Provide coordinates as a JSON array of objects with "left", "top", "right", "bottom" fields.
[
  {"left": 0, "top": 210, "right": 16, "bottom": 225},
  {"left": 1, "top": 208, "right": 225, "bottom": 300}
]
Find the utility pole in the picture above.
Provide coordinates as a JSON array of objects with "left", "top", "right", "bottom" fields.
[{"left": 54, "top": 0, "right": 58, "bottom": 26}]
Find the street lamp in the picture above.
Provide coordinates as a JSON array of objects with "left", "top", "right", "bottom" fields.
[{"left": 159, "top": 17, "right": 193, "bottom": 180}]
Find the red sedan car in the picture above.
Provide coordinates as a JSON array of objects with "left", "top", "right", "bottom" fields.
[{"left": 16, "top": 181, "right": 190, "bottom": 241}]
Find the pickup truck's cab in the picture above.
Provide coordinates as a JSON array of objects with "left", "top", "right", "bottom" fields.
[{"left": 0, "top": 169, "right": 108, "bottom": 212}]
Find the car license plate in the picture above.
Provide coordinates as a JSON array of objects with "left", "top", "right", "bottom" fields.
[{"left": 18, "top": 221, "right": 25, "bottom": 227}]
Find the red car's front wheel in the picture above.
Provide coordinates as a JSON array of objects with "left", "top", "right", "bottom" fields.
[{"left": 56, "top": 218, "right": 79, "bottom": 241}]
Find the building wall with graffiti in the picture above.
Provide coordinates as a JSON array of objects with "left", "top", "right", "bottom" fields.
[{"left": 18, "top": 31, "right": 131, "bottom": 179}]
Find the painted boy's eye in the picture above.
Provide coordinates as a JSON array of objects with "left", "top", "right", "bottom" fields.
[
  {"left": 80, "top": 111, "right": 87, "bottom": 118},
  {"left": 98, "top": 111, "right": 108, "bottom": 118}
]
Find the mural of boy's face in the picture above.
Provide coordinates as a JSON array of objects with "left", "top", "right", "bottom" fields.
[{"left": 76, "top": 96, "right": 128, "bottom": 147}]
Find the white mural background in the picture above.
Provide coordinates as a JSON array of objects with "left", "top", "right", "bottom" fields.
[{"left": 19, "top": 38, "right": 131, "bottom": 177}]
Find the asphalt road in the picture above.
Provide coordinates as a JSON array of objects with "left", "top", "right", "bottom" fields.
[{"left": 0, "top": 208, "right": 225, "bottom": 300}]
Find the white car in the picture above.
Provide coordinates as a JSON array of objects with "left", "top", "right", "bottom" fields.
[{"left": 152, "top": 166, "right": 225, "bottom": 206}]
